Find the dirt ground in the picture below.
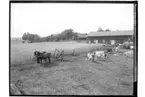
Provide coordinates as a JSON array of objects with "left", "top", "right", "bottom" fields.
[{"left": 10, "top": 50, "right": 133, "bottom": 95}]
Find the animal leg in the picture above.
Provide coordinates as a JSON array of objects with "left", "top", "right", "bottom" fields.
[
  {"left": 44, "top": 58, "right": 47, "bottom": 62},
  {"left": 39, "top": 58, "right": 42, "bottom": 64},
  {"left": 37, "top": 58, "right": 39, "bottom": 63},
  {"left": 48, "top": 57, "right": 51, "bottom": 63}
]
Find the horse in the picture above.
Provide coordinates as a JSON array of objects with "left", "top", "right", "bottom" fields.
[
  {"left": 34, "top": 51, "right": 40, "bottom": 57},
  {"left": 34, "top": 51, "right": 51, "bottom": 64}
]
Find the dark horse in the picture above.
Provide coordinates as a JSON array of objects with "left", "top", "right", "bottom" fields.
[{"left": 34, "top": 51, "right": 51, "bottom": 64}]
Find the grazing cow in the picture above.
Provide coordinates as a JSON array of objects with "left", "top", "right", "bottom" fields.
[
  {"left": 115, "top": 44, "right": 124, "bottom": 52},
  {"left": 124, "top": 50, "right": 133, "bottom": 57},
  {"left": 94, "top": 51, "right": 105, "bottom": 58},
  {"left": 105, "top": 48, "right": 113, "bottom": 53},
  {"left": 130, "top": 45, "right": 134, "bottom": 50},
  {"left": 119, "top": 44, "right": 122, "bottom": 46},
  {"left": 93, "top": 51, "right": 107, "bottom": 59},
  {"left": 102, "top": 44, "right": 106, "bottom": 47},
  {"left": 87, "top": 52, "right": 93, "bottom": 60},
  {"left": 115, "top": 46, "right": 120, "bottom": 52},
  {"left": 87, "top": 51, "right": 107, "bottom": 62},
  {"left": 87, "top": 52, "right": 95, "bottom": 61}
]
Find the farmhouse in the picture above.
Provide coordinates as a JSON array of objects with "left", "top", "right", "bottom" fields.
[
  {"left": 87, "top": 30, "right": 133, "bottom": 45},
  {"left": 77, "top": 33, "right": 87, "bottom": 42}
]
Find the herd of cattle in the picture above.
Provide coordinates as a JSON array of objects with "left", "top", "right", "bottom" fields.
[
  {"left": 87, "top": 43, "right": 134, "bottom": 62},
  {"left": 33, "top": 43, "right": 134, "bottom": 64}
]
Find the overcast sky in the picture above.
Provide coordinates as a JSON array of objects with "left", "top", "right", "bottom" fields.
[{"left": 11, "top": 3, "right": 134, "bottom": 37}]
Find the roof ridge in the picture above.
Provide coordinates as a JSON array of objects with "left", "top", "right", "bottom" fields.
[{"left": 88, "top": 30, "right": 133, "bottom": 37}]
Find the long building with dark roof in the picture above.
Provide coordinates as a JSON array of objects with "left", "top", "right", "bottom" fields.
[
  {"left": 76, "top": 33, "right": 87, "bottom": 42},
  {"left": 87, "top": 30, "right": 134, "bottom": 44}
]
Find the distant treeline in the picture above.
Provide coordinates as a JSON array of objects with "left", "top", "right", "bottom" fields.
[
  {"left": 22, "top": 29, "right": 79, "bottom": 43},
  {"left": 22, "top": 28, "right": 113, "bottom": 43}
]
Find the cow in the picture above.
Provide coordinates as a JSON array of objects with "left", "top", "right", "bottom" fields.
[
  {"left": 124, "top": 50, "right": 133, "bottom": 56},
  {"left": 87, "top": 51, "right": 107, "bottom": 62},
  {"left": 115, "top": 44, "right": 124, "bottom": 52},
  {"left": 130, "top": 45, "right": 134, "bottom": 50},
  {"left": 87, "top": 52, "right": 95, "bottom": 61},
  {"left": 105, "top": 48, "right": 113, "bottom": 53},
  {"left": 94, "top": 51, "right": 107, "bottom": 58},
  {"left": 115, "top": 46, "right": 120, "bottom": 52}
]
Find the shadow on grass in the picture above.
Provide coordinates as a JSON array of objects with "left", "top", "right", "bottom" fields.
[
  {"left": 98, "top": 59, "right": 116, "bottom": 64},
  {"left": 41, "top": 61, "right": 59, "bottom": 68},
  {"left": 62, "top": 59, "right": 74, "bottom": 62},
  {"left": 92, "top": 61, "right": 103, "bottom": 65}
]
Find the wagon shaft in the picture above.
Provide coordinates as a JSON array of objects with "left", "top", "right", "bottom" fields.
[{"left": 53, "top": 48, "right": 64, "bottom": 61}]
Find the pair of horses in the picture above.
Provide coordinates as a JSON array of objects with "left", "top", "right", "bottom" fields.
[{"left": 34, "top": 51, "right": 51, "bottom": 64}]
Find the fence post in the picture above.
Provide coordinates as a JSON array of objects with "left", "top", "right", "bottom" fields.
[{"left": 72, "top": 49, "right": 75, "bottom": 56}]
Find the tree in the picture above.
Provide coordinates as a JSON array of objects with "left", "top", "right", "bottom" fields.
[
  {"left": 22, "top": 32, "right": 41, "bottom": 43},
  {"left": 22, "top": 33, "right": 28, "bottom": 40},
  {"left": 73, "top": 32, "right": 79, "bottom": 40},
  {"left": 105, "top": 29, "right": 111, "bottom": 32},
  {"left": 97, "top": 27, "right": 104, "bottom": 32},
  {"left": 46, "top": 36, "right": 51, "bottom": 42},
  {"left": 61, "top": 29, "right": 74, "bottom": 40},
  {"left": 21, "top": 28, "right": 77, "bottom": 43}
]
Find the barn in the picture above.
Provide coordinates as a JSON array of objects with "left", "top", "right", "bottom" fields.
[
  {"left": 87, "top": 30, "right": 133, "bottom": 45},
  {"left": 77, "top": 33, "right": 87, "bottom": 43}
]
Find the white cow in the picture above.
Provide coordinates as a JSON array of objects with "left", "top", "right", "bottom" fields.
[
  {"left": 115, "top": 46, "right": 120, "bottom": 52},
  {"left": 115, "top": 44, "right": 124, "bottom": 52},
  {"left": 87, "top": 52, "right": 94, "bottom": 61},
  {"left": 130, "top": 46, "right": 134, "bottom": 50},
  {"left": 119, "top": 44, "right": 122, "bottom": 46},
  {"left": 94, "top": 51, "right": 107, "bottom": 58},
  {"left": 87, "top": 51, "right": 107, "bottom": 62},
  {"left": 124, "top": 50, "right": 133, "bottom": 57}
]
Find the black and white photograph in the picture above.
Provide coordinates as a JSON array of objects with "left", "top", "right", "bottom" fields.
[{"left": 10, "top": 1, "right": 137, "bottom": 96}]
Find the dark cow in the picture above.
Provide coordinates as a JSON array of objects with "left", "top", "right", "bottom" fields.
[
  {"left": 105, "top": 48, "right": 113, "bottom": 53},
  {"left": 34, "top": 51, "right": 51, "bottom": 64}
]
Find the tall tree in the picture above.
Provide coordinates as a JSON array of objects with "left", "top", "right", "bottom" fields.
[
  {"left": 97, "top": 27, "right": 104, "bottom": 32},
  {"left": 105, "top": 29, "right": 111, "bottom": 31},
  {"left": 61, "top": 29, "right": 74, "bottom": 40},
  {"left": 22, "top": 33, "right": 27, "bottom": 40}
]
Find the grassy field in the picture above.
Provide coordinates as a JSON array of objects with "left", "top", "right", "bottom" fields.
[
  {"left": 11, "top": 41, "right": 103, "bottom": 64},
  {"left": 10, "top": 41, "right": 133, "bottom": 95}
]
